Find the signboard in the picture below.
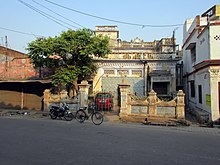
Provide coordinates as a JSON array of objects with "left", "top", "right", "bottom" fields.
[{"left": 206, "top": 94, "right": 211, "bottom": 107}]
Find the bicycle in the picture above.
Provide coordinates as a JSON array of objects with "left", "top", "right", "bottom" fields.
[{"left": 75, "top": 106, "right": 104, "bottom": 125}]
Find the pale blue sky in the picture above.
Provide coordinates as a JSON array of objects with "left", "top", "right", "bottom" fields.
[{"left": 0, "top": 0, "right": 219, "bottom": 53}]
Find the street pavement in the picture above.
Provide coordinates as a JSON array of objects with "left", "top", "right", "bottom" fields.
[
  {"left": 1, "top": 109, "right": 220, "bottom": 140},
  {"left": 0, "top": 116, "right": 220, "bottom": 165}
]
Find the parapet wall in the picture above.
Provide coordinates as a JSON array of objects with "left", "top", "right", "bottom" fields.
[
  {"left": 118, "top": 80, "right": 185, "bottom": 122},
  {"left": 43, "top": 80, "right": 91, "bottom": 111}
]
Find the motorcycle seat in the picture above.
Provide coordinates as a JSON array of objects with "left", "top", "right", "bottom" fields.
[{"left": 51, "top": 105, "right": 59, "bottom": 109}]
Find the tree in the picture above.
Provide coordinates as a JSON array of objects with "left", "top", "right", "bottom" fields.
[
  {"left": 51, "top": 65, "right": 79, "bottom": 92},
  {"left": 26, "top": 28, "right": 111, "bottom": 93}
]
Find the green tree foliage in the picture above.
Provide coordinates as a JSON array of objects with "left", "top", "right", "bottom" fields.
[
  {"left": 26, "top": 28, "right": 111, "bottom": 90},
  {"left": 52, "top": 65, "right": 79, "bottom": 90},
  {"left": 27, "top": 37, "right": 60, "bottom": 69}
]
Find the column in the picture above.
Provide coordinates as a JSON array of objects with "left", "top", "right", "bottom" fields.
[
  {"left": 148, "top": 90, "right": 157, "bottom": 116},
  {"left": 118, "top": 79, "right": 130, "bottom": 118},
  {"left": 43, "top": 89, "right": 50, "bottom": 111},
  {"left": 60, "top": 90, "right": 68, "bottom": 100},
  {"left": 176, "top": 90, "right": 185, "bottom": 119},
  {"left": 78, "top": 80, "right": 91, "bottom": 108}
]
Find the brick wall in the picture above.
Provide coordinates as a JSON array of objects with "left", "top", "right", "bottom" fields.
[
  {"left": 0, "top": 46, "right": 27, "bottom": 58},
  {"left": 0, "top": 46, "right": 39, "bottom": 80},
  {"left": 0, "top": 57, "right": 38, "bottom": 80}
]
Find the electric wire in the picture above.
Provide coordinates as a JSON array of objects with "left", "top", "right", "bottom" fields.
[
  {"left": 2, "top": 0, "right": 184, "bottom": 49},
  {"left": 0, "top": 26, "right": 43, "bottom": 37},
  {"left": 17, "top": 0, "right": 78, "bottom": 30},
  {"left": 32, "top": 0, "right": 84, "bottom": 28},
  {"left": 44, "top": 0, "right": 183, "bottom": 28}
]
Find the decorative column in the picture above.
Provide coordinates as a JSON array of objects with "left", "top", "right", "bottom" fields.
[
  {"left": 60, "top": 90, "right": 68, "bottom": 100},
  {"left": 118, "top": 79, "right": 130, "bottom": 118},
  {"left": 59, "top": 90, "right": 68, "bottom": 107},
  {"left": 148, "top": 90, "right": 157, "bottom": 116},
  {"left": 43, "top": 89, "right": 50, "bottom": 111},
  {"left": 176, "top": 90, "right": 185, "bottom": 119},
  {"left": 78, "top": 80, "right": 91, "bottom": 108}
]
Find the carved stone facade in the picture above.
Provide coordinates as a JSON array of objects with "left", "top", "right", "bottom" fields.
[
  {"left": 95, "top": 26, "right": 176, "bottom": 54},
  {"left": 93, "top": 26, "right": 182, "bottom": 105},
  {"left": 118, "top": 80, "right": 185, "bottom": 122}
]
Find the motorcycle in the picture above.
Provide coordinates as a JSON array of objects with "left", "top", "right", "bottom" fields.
[{"left": 49, "top": 103, "right": 74, "bottom": 121}]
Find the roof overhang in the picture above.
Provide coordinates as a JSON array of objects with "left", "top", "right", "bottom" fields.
[{"left": 0, "top": 79, "right": 52, "bottom": 83}]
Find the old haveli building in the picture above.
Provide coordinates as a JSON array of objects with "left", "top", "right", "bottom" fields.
[
  {"left": 182, "top": 5, "right": 220, "bottom": 122},
  {"left": 92, "top": 26, "right": 183, "bottom": 105}
]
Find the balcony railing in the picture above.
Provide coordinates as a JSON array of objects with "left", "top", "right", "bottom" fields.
[{"left": 92, "top": 53, "right": 177, "bottom": 60}]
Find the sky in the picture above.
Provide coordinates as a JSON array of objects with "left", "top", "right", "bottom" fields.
[{"left": 0, "top": 0, "right": 220, "bottom": 53}]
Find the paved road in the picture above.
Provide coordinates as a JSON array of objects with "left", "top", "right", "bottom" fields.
[{"left": 0, "top": 117, "right": 220, "bottom": 165}]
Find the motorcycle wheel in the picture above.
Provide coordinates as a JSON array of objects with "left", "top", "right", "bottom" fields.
[
  {"left": 50, "top": 110, "right": 57, "bottom": 119},
  {"left": 75, "top": 110, "right": 86, "bottom": 123},
  {"left": 64, "top": 111, "right": 74, "bottom": 121},
  {"left": 91, "top": 112, "right": 103, "bottom": 125}
]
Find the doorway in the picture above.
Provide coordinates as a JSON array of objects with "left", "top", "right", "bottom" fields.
[{"left": 153, "top": 82, "right": 168, "bottom": 95}]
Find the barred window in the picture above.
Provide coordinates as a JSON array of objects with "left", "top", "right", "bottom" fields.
[
  {"left": 118, "top": 70, "right": 128, "bottom": 76},
  {"left": 132, "top": 70, "right": 142, "bottom": 76},
  {"left": 104, "top": 70, "right": 114, "bottom": 75}
]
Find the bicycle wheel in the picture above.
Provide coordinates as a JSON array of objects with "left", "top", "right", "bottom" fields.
[
  {"left": 91, "top": 112, "right": 103, "bottom": 125},
  {"left": 64, "top": 111, "right": 74, "bottom": 121},
  {"left": 75, "top": 110, "right": 86, "bottom": 123}
]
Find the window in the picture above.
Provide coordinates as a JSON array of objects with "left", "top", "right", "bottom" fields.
[
  {"left": 198, "top": 85, "right": 202, "bottom": 104},
  {"left": 104, "top": 70, "right": 114, "bottom": 75},
  {"left": 118, "top": 70, "right": 128, "bottom": 76},
  {"left": 132, "top": 70, "right": 142, "bottom": 77},
  {"left": 191, "top": 46, "right": 196, "bottom": 63},
  {"left": 190, "top": 81, "right": 195, "bottom": 98},
  {"left": 186, "top": 43, "right": 196, "bottom": 64}
]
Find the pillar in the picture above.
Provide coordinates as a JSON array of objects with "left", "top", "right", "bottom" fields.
[
  {"left": 78, "top": 80, "right": 91, "bottom": 108},
  {"left": 43, "top": 89, "right": 50, "bottom": 111},
  {"left": 118, "top": 79, "right": 130, "bottom": 118},
  {"left": 148, "top": 90, "right": 157, "bottom": 115},
  {"left": 176, "top": 90, "right": 185, "bottom": 119},
  {"left": 60, "top": 90, "right": 68, "bottom": 100}
]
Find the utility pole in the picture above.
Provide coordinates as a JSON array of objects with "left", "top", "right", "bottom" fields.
[
  {"left": 5, "top": 36, "right": 8, "bottom": 77},
  {"left": 172, "top": 27, "right": 178, "bottom": 53}
]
